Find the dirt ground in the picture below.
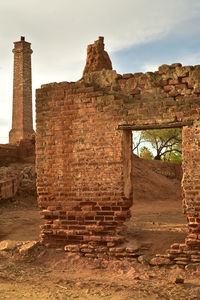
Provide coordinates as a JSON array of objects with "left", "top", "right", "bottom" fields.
[
  {"left": 0, "top": 159, "right": 200, "bottom": 299},
  {"left": 1, "top": 246, "right": 200, "bottom": 300}
]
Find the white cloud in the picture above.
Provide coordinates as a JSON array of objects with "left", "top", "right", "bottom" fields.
[
  {"left": 180, "top": 52, "right": 200, "bottom": 66},
  {"left": 141, "top": 64, "right": 159, "bottom": 73},
  {"left": 0, "top": 0, "right": 200, "bottom": 143},
  {"left": 140, "top": 51, "right": 200, "bottom": 75}
]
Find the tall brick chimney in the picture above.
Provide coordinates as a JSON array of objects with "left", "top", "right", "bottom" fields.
[{"left": 9, "top": 36, "right": 34, "bottom": 144}]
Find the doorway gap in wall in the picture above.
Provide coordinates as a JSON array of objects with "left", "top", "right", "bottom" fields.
[{"left": 123, "top": 128, "right": 187, "bottom": 257}]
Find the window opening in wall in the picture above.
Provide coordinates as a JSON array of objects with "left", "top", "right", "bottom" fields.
[{"left": 124, "top": 127, "right": 187, "bottom": 257}]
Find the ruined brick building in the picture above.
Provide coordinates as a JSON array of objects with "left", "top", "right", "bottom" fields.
[
  {"left": 0, "top": 37, "right": 34, "bottom": 200},
  {"left": 35, "top": 37, "right": 200, "bottom": 264},
  {"left": 1, "top": 36, "right": 200, "bottom": 264}
]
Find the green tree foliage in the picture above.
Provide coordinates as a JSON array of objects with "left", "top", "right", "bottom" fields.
[
  {"left": 140, "top": 146, "right": 154, "bottom": 160},
  {"left": 163, "top": 147, "right": 182, "bottom": 163},
  {"left": 141, "top": 128, "right": 182, "bottom": 162}
]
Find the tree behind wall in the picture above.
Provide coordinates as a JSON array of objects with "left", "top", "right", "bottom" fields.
[
  {"left": 140, "top": 146, "right": 154, "bottom": 160},
  {"left": 141, "top": 128, "right": 182, "bottom": 162}
]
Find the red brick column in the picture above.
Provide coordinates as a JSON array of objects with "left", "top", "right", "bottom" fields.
[
  {"left": 182, "top": 121, "right": 200, "bottom": 250},
  {"left": 9, "top": 36, "right": 34, "bottom": 144},
  {"left": 36, "top": 83, "right": 133, "bottom": 252}
]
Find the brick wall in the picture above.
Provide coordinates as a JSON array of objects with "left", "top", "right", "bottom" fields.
[
  {"left": 36, "top": 82, "right": 132, "bottom": 251},
  {"left": 0, "top": 138, "right": 35, "bottom": 201},
  {"left": 36, "top": 39, "right": 200, "bottom": 259},
  {"left": 0, "top": 138, "right": 35, "bottom": 166},
  {"left": 182, "top": 122, "right": 200, "bottom": 249},
  {"left": 0, "top": 144, "right": 18, "bottom": 166},
  {"left": 17, "top": 137, "right": 35, "bottom": 160}
]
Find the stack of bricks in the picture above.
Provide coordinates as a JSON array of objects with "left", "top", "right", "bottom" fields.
[
  {"left": 36, "top": 37, "right": 200, "bottom": 261},
  {"left": 0, "top": 176, "right": 21, "bottom": 201}
]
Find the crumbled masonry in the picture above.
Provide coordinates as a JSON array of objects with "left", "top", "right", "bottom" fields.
[{"left": 83, "top": 36, "right": 112, "bottom": 75}]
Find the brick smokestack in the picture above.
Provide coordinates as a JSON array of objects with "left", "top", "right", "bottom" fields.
[{"left": 9, "top": 36, "right": 34, "bottom": 144}]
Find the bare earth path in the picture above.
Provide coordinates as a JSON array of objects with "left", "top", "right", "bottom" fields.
[
  {"left": 0, "top": 246, "right": 200, "bottom": 300},
  {"left": 0, "top": 192, "right": 198, "bottom": 299},
  {"left": 0, "top": 159, "right": 200, "bottom": 299}
]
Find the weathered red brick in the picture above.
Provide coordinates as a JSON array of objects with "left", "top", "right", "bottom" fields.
[
  {"left": 83, "top": 37, "right": 112, "bottom": 75},
  {"left": 163, "top": 85, "right": 173, "bottom": 92},
  {"left": 176, "top": 83, "right": 187, "bottom": 89},
  {"left": 168, "top": 79, "right": 179, "bottom": 85}
]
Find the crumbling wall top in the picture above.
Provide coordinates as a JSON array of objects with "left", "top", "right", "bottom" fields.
[{"left": 83, "top": 36, "right": 112, "bottom": 75}]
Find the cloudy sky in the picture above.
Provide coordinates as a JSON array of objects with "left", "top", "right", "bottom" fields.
[{"left": 0, "top": 0, "right": 200, "bottom": 143}]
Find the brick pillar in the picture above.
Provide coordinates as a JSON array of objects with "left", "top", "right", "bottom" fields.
[
  {"left": 182, "top": 122, "right": 200, "bottom": 250},
  {"left": 9, "top": 36, "right": 34, "bottom": 144}
]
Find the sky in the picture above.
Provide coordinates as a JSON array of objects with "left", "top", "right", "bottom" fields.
[{"left": 0, "top": 0, "right": 200, "bottom": 143}]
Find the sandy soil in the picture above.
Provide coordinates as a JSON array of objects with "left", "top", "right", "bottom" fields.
[
  {"left": 1, "top": 247, "right": 200, "bottom": 300},
  {"left": 0, "top": 158, "right": 200, "bottom": 299}
]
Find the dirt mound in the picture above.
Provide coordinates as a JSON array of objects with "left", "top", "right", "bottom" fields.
[
  {"left": 123, "top": 154, "right": 187, "bottom": 257},
  {"left": 132, "top": 154, "right": 182, "bottom": 205},
  {"left": 0, "top": 156, "right": 193, "bottom": 299},
  {"left": 0, "top": 156, "right": 187, "bottom": 257}
]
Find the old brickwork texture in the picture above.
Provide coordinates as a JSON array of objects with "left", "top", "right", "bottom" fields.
[
  {"left": 0, "top": 138, "right": 35, "bottom": 166},
  {"left": 36, "top": 37, "right": 200, "bottom": 263}
]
